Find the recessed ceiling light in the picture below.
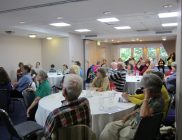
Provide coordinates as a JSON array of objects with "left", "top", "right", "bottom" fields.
[
  {"left": 140, "top": 40, "right": 143, "bottom": 42},
  {"left": 162, "top": 23, "right": 178, "bottom": 27},
  {"left": 19, "top": 21, "right": 25, "bottom": 24},
  {"left": 114, "top": 26, "right": 131, "bottom": 30},
  {"left": 57, "top": 17, "right": 63, "bottom": 20},
  {"left": 162, "top": 37, "right": 167, "bottom": 41},
  {"left": 158, "top": 12, "right": 178, "bottom": 18},
  {"left": 97, "top": 17, "right": 119, "bottom": 23},
  {"left": 112, "top": 40, "right": 114, "bottom": 42},
  {"left": 163, "top": 4, "right": 173, "bottom": 8},
  {"left": 136, "top": 38, "right": 139, "bottom": 41},
  {"left": 103, "top": 11, "right": 112, "bottom": 15},
  {"left": 29, "top": 34, "right": 36, "bottom": 38},
  {"left": 46, "top": 37, "right": 53, "bottom": 40},
  {"left": 131, "top": 39, "right": 135, "bottom": 42},
  {"left": 75, "top": 29, "right": 91, "bottom": 32},
  {"left": 97, "top": 41, "right": 101, "bottom": 46},
  {"left": 49, "top": 22, "right": 71, "bottom": 27}
]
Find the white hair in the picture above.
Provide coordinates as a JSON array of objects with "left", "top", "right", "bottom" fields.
[{"left": 63, "top": 74, "right": 83, "bottom": 101}]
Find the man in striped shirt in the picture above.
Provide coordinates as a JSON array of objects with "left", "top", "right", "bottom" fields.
[{"left": 109, "top": 62, "right": 126, "bottom": 92}]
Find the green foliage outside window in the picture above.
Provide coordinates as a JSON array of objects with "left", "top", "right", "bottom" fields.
[
  {"left": 134, "top": 48, "right": 143, "bottom": 61},
  {"left": 120, "top": 48, "right": 131, "bottom": 61},
  {"left": 160, "top": 47, "right": 168, "bottom": 62}
]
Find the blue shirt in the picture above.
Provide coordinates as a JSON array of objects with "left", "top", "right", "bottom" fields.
[
  {"left": 16, "top": 73, "right": 32, "bottom": 92},
  {"left": 166, "top": 72, "right": 176, "bottom": 93}
]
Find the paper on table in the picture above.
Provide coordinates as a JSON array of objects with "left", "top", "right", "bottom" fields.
[{"left": 102, "top": 106, "right": 125, "bottom": 114}]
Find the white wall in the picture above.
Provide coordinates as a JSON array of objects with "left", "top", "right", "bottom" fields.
[
  {"left": 69, "top": 33, "right": 84, "bottom": 67},
  {"left": 0, "top": 35, "right": 42, "bottom": 81},
  {"left": 41, "top": 37, "right": 69, "bottom": 71}
]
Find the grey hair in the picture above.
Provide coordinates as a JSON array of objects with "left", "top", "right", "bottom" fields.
[
  {"left": 63, "top": 74, "right": 83, "bottom": 101},
  {"left": 141, "top": 74, "right": 163, "bottom": 93},
  {"left": 38, "top": 70, "right": 48, "bottom": 80},
  {"left": 171, "top": 62, "right": 176, "bottom": 68}
]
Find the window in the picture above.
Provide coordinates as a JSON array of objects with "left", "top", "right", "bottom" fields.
[
  {"left": 134, "top": 48, "right": 143, "bottom": 61},
  {"left": 148, "top": 48, "right": 157, "bottom": 63},
  {"left": 120, "top": 48, "right": 131, "bottom": 61},
  {"left": 160, "top": 47, "right": 168, "bottom": 62}
]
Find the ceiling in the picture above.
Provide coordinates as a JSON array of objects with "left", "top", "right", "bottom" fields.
[{"left": 0, "top": 0, "right": 179, "bottom": 42}]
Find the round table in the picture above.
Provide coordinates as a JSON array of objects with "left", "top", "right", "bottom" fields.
[
  {"left": 125, "top": 75, "right": 142, "bottom": 94},
  {"left": 47, "top": 73, "right": 64, "bottom": 87},
  {"left": 35, "top": 91, "right": 135, "bottom": 139}
]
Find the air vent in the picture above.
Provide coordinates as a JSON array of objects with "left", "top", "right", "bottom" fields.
[
  {"left": 155, "top": 31, "right": 172, "bottom": 34},
  {"left": 0, "top": 0, "right": 88, "bottom": 14},
  {"left": 85, "top": 35, "right": 97, "bottom": 38},
  {"left": 136, "top": 29, "right": 149, "bottom": 32}
]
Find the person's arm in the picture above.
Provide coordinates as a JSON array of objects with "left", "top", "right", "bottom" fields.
[
  {"left": 122, "top": 108, "right": 140, "bottom": 123},
  {"left": 91, "top": 77, "right": 97, "bottom": 87},
  {"left": 122, "top": 93, "right": 144, "bottom": 105},
  {"left": 27, "top": 97, "right": 41, "bottom": 117},
  {"left": 139, "top": 66, "right": 148, "bottom": 75},
  {"left": 101, "top": 77, "right": 110, "bottom": 91},
  {"left": 140, "top": 89, "right": 154, "bottom": 117}
]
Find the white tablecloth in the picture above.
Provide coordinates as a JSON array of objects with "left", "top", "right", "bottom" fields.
[
  {"left": 125, "top": 75, "right": 142, "bottom": 94},
  {"left": 47, "top": 73, "right": 64, "bottom": 87},
  {"left": 35, "top": 91, "right": 135, "bottom": 138}
]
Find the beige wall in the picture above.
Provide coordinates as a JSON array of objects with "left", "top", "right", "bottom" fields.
[
  {"left": 162, "top": 40, "right": 176, "bottom": 55},
  {"left": 41, "top": 37, "right": 69, "bottom": 71},
  {"left": 0, "top": 35, "right": 42, "bottom": 81},
  {"left": 69, "top": 34, "right": 84, "bottom": 67},
  {"left": 85, "top": 40, "right": 112, "bottom": 67}
]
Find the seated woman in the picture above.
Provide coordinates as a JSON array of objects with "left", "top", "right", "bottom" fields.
[
  {"left": 123, "top": 70, "right": 170, "bottom": 119},
  {"left": 0, "top": 67, "right": 12, "bottom": 111},
  {"left": 62, "top": 64, "right": 69, "bottom": 75},
  {"left": 100, "top": 74, "right": 164, "bottom": 140},
  {"left": 49, "top": 64, "right": 57, "bottom": 73},
  {"left": 127, "top": 63, "right": 134, "bottom": 75},
  {"left": 27, "top": 70, "right": 51, "bottom": 120},
  {"left": 92, "top": 68, "right": 109, "bottom": 92},
  {"left": 138, "top": 59, "right": 150, "bottom": 75},
  {"left": 158, "top": 58, "right": 165, "bottom": 73}
]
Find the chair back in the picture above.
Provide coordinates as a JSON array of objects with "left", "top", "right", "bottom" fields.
[
  {"left": 0, "top": 89, "right": 10, "bottom": 112},
  {"left": 22, "top": 90, "right": 35, "bottom": 108},
  {"left": 55, "top": 125, "right": 96, "bottom": 140},
  {"left": 134, "top": 112, "right": 163, "bottom": 140},
  {"left": 0, "top": 109, "right": 21, "bottom": 139}
]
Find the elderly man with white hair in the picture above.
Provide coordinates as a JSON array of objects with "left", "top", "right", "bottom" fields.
[
  {"left": 109, "top": 62, "right": 127, "bottom": 92},
  {"left": 44, "top": 74, "right": 91, "bottom": 139}
]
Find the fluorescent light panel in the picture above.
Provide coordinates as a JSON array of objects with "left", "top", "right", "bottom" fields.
[
  {"left": 114, "top": 26, "right": 131, "bottom": 30},
  {"left": 29, "top": 34, "right": 36, "bottom": 38},
  {"left": 158, "top": 12, "right": 178, "bottom": 18},
  {"left": 162, "top": 23, "right": 178, "bottom": 27},
  {"left": 97, "top": 17, "right": 119, "bottom": 23},
  {"left": 46, "top": 37, "right": 53, "bottom": 40},
  {"left": 75, "top": 29, "right": 91, "bottom": 32},
  {"left": 49, "top": 22, "right": 71, "bottom": 27}
]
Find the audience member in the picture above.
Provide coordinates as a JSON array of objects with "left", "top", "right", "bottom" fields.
[
  {"left": 70, "top": 64, "right": 80, "bottom": 75},
  {"left": 16, "top": 62, "right": 24, "bottom": 80},
  {"left": 49, "top": 64, "right": 57, "bottom": 73},
  {"left": 167, "top": 52, "right": 175, "bottom": 70},
  {"left": 74, "top": 61, "right": 83, "bottom": 76},
  {"left": 92, "top": 68, "right": 110, "bottom": 92},
  {"left": 138, "top": 59, "right": 150, "bottom": 75},
  {"left": 0, "top": 67, "right": 12, "bottom": 111},
  {"left": 44, "top": 74, "right": 91, "bottom": 138},
  {"left": 158, "top": 58, "right": 165, "bottom": 73},
  {"left": 35, "top": 61, "right": 41, "bottom": 73},
  {"left": 118, "top": 58, "right": 123, "bottom": 62},
  {"left": 127, "top": 63, "right": 134, "bottom": 75},
  {"left": 100, "top": 74, "right": 164, "bottom": 140},
  {"left": 165, "top": 62, "right": 176, "bottom": 95},
  {"left": 122, "top": 70, "right": 170, "bottom": 118},
  {"left": 101, "top": 59, "right": 107, "bottom": 67},
  {"left": 27, "top": 70, "right": 51, "bottom": 120},
  {"left": 62, "top": 64, "right": 69, "bottom": 75},
  {"left": 12, "top": 65, "right": 32, "bottom": 98},
  {"left": 109, "top": 62, "right": 126, "bottom": 92}
]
